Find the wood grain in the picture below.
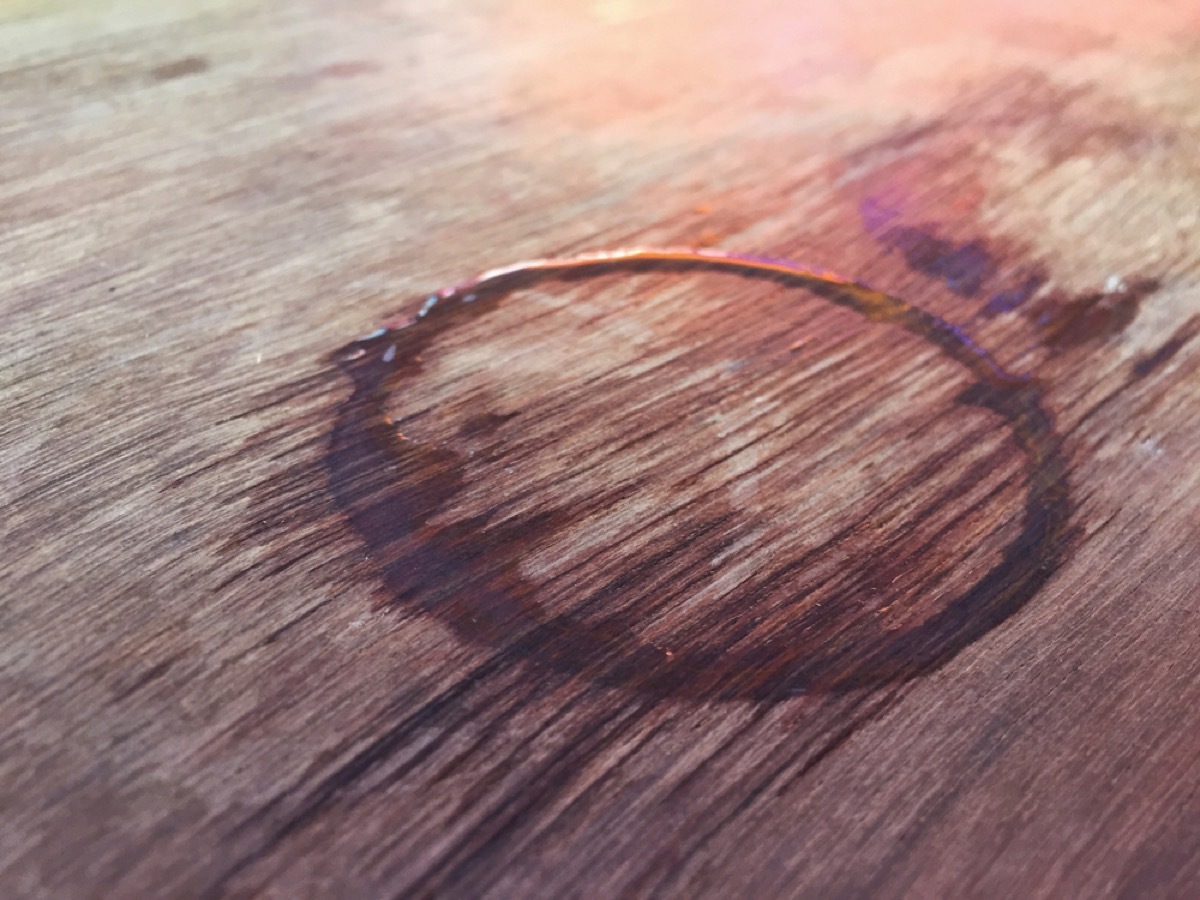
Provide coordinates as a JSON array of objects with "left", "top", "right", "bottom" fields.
[{"left": 4, "top": 1, "right": 1200, "bottom": 897}]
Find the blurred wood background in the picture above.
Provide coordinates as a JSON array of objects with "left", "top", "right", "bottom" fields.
[{"left": 4, "top": 1, "right": 1200, "bottom": 896}]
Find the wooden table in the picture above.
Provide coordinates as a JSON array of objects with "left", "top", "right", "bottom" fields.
[{"left": 5, "top": 1, "right": 1200, "bottom": 896}]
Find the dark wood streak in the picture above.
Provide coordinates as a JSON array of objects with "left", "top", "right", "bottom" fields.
[
  {"left": 149, "top": 55, "right": 210, "bottom": 82},
  {"left": 326, "top": 249, "right": 1072, "bottom": 700}
]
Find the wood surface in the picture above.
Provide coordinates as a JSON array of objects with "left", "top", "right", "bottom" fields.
[{"left": 4, "top": 1, "right": 1200, "bottom": 896}]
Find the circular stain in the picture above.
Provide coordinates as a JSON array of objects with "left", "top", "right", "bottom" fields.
[{"left": 327, "top": 249, "right": 1070, "bottom": 700}]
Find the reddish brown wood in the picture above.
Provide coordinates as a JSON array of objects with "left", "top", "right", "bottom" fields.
[{"left": 4, "top": 2, "right": 1200, "bottom": 897}]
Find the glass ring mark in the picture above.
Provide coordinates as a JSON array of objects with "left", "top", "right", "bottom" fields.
[{"left": 328, "top": 248, "right": 1071, "bottom": 699}]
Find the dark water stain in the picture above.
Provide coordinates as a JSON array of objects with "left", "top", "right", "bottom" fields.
[
  {"left": 848, "top": 68, "right": 1174, "bottom": 335},
  {"left": 150, "top": 56, "right": 211, "bottom": 82},
  {"left": 883, "top": 226, "right": 997, "bottom": 297},
  {"left": 860, "top": 198, "right": 1158, "bottom": 346},
  {"left": 1131, "top": 315, "right": 1198, "bottom": 379},
  {"left": 325, "top": 250, "right": 1072, "bottom": 701},
  {"left": 860, "top": 194, "right": 1156, "bottom": 345},
  {"left": 1033, "top": 277, "right": 1160, "bottom": 348},
  {"left": 859, "top": 199, "right": 998, "bottom": 298},
  {"left": 984, "top": 267, "right": 1049, "bottom": 316}
]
